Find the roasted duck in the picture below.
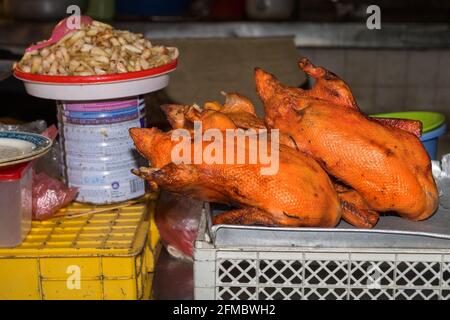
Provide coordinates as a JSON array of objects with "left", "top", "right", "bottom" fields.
[
  {"left": 256, "top": 58, "right": 439, "bottom": 221},
  {"left": 162, "top": 96, "right": 379, "bottom": 228},
  {"left": 161, "top": 92, "right": 297, "bottom": 149},
  {"left": 129, "top": 125, "right": 342, "bottom": 227}
]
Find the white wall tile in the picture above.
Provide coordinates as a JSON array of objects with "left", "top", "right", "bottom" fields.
[
  {"left": 434, "top": 88, "right": 450, "bottom": 115},
  {"left": 344, "top": 50, "right": 377, "bottom": 86},
  {"left": 405, "top": 86, "right": 436, "bottom": 109},
  {"left": 437, "top": 50, "right": 450, "bottom": 88},
  {"left": 374, "top": 85, "right": 407, "bottom": 113},
  {"left": 406, "top": 51, "right": 440, "bottom": 87},
  {"left": 375, "top": 50, "right": 408, "bottom": 86}
]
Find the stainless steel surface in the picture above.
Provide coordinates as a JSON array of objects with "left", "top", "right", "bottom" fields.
[
  {"left": 207, "top": 203, "right": 450, "bottom": 249},
  {"left": 4, "top": 0, "right": 87, "bottom": 21},
  {"left": 0, "top": 21, "right": 449, "bottom": 50}
]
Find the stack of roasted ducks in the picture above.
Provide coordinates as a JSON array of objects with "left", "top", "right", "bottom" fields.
[{"left": 130, "top": 58, "right": 438, "bottom": 228}]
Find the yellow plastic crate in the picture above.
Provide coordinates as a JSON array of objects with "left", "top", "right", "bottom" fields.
[{"left": 0, "top": 194, "right": 160, "bottom": 300}]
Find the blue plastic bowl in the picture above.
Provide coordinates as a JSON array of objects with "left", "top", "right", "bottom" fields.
[{"left": 420, "top": 124, "right": 447, "bottom": 160}]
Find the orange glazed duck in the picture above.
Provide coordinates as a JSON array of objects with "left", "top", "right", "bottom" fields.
[
  {"left": 256, "top": 58, "right": 438, "bottom": 221},
  {"left": 162, "top": 97, "right": 379, "bottom": 228},
  {"left": 129, "top": 124, "right": 342, "bottom": 228}
]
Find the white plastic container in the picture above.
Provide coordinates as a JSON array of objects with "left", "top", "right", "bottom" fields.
[{"left": 0, "top": 162, "right": 32, "bottom": 248}]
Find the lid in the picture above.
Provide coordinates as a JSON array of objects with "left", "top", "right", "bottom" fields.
[
  {"left": 371, "top": 111, "right": 446, "bottom": 134},
  {"left": 14, "top": 62, "right": 176, "bottom": 101},
  {"left": 0, "top": 162, "right": 31, "bottom": 180}
]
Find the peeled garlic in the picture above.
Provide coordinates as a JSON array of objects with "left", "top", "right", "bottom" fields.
[{"left": 17, "top": 19, "right": 177, "bottom": 76}]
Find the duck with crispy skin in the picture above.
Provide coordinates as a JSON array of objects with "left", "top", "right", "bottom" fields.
[
  {"left": 256, "top": 58, "right": 438, "bottom": 221},
  {"left": 129, "top": 123, "right": 342, "bottom": 228}
]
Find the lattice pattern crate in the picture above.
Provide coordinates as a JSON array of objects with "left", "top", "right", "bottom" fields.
[
  {"left": 0, "top": 194, "right": 159, "bottom": 300},
  {"left": 194, "top": 210, "right": 450, "bottom": 300}
]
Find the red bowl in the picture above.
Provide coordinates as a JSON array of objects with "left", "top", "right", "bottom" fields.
[{"left": 14, "top": 59, "right": 177, "bottom": 84}]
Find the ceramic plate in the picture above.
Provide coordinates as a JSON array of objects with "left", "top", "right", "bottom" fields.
[
  {"left": 13, "top": 59, "right": 177, "bottom": 101},
  {"left": 0, "top": 148, "right": 52, "bottom": 167},
  {"left": 0, "top": 131, "right": 52, "bottom": 164}
]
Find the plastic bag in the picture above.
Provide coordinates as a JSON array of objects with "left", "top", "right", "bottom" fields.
[
  {"left": 432, "top": 153, "right": 450, "bottom": 209},
  {"left": 32, "top": 171, "right": 78, "bottom": 220},
  {"left": 155, "top": 191, "right": 203, "bottom": 260},
  {"left": 0, "top": 121, "right": 73, "bottom": 219},
  {"left": 0, "top": 120, "right": 47, "bottom": 133}
]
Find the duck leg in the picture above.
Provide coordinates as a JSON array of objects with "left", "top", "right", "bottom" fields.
[
  {"left": 333, "top": 182, "right": 379, "bottom": 228},
  {"left": 212, "top": 207, "right": 306, "bottom": 227}
]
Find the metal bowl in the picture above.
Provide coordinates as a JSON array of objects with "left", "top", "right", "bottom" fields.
[{"left": 4, "top": 0, "right": 88, "bottom": 21}]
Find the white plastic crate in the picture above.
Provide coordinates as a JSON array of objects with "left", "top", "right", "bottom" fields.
[{"left": 194, "top": 209, "right": 450, "bottom": 300}]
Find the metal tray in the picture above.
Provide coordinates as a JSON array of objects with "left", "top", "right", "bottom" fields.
[{"left": 207, "top": 203, "right": 450, "bottom": 249}]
